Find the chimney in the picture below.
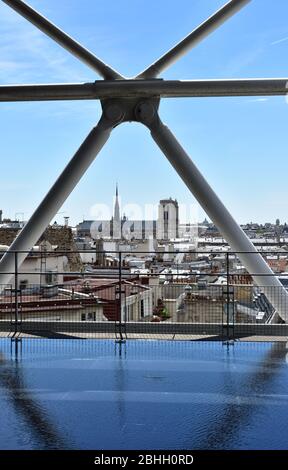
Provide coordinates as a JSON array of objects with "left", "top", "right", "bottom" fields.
[{"left": 64, "top": 216, "right": 69, "bottom": 227}]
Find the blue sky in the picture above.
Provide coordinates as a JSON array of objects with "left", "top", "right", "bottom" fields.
[{"left": 0, "top": 0, "right": 288, "bottom": 226}]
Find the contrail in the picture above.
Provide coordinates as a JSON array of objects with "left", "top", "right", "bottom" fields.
[{"left": 271, "top": 36, "right": 288, "bottom": 46}]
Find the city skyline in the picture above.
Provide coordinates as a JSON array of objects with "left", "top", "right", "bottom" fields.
[
  {"left": 1, "top": 193, "right": 288, "bottom": 228},
  {"left": 1, "top": 0, "right": 288, "bottom": 226}
]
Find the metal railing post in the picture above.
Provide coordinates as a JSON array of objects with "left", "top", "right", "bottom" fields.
[
  {"left": 226, "top": 251, "right": 230, "bottom": 331},
  {"left": 224, "top": 251, "right": 235, "bottom": 342},
  {"left": 116, "top": 251, "right": 125, "bottom": 342},
  {"left": 224, "top": 251, "right": 230, "bottom": 341},
  {"left": 14, "top": 251, "right": 19, "bottom": 330},
  {"left": 119, "top": 250, "right": 122, "bottom": 322}
]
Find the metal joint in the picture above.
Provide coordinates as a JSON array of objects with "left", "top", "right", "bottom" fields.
[{"left": 101, "top": 97, "right": 160, "bottom": 127}]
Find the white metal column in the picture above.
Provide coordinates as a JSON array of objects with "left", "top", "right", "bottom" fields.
[
  {"left": 0, "top": 117, "right": 113, "bottom": 287},
  {"left": 149, "top": 117, "right": 288, "bottom": 321}
]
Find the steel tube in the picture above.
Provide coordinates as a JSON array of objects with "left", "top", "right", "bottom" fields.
[
  {"left": 137, "top": 0, "right": 251, "bottom": 79},
  {"left": 0, "top": 116, "right": 113, "bottom": 288},
  {"left": 2, "top": 0, "right": 123, "bottom": 80},
  {"left": 1, "top": 79, "right": 287, "bottom": 102},
  {"left": 149, "top": 117, "right": 288, "bottom": 321}
]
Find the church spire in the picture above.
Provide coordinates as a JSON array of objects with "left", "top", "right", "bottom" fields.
[{"left": 114, "top": 183, "right": 120, "bottom": 223}]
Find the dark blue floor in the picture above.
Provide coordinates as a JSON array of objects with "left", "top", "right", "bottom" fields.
[{"left": 0, "top": 339, "right": 288, "bottom": 450}]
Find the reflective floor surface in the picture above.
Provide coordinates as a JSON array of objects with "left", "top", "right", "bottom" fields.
[{"left": 0, "top": 339, "right": 288, "bottom": 450}]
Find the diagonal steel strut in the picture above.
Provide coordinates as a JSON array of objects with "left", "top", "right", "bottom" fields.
[
  {"left": 137, "top": 0, "right": 251, "bottom": 79},
  {"left": 0, "top": 112, "right": 117, "bottom": 288},
  {"left": 2, "top": 0, "right": 123, "bottom": 79},
  {"left": 143, "top": 108, "right": 288, "bottom": 322}
]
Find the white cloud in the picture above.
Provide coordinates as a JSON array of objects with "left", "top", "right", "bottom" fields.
[
  {"left": 271, "top": 36, "right": 288, "bottom": 46},
  {"left": 223, "top": 47, "right": 263, "bottom": 76},
  {"left": 0, "top": 3, "right": 91, "bottom": 85},
  {"left": 246, "top": 98, "right": 269, "bottom": 103},
  {"left": 0, "top": 182, "right": 32, "bottom": 191},
  {"left": 0, "top": 2, "right": 101, "bottom": 117}
]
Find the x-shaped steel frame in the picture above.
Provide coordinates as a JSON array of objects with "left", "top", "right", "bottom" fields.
[{"left": 1, "top": 0, "right": 288, "bottom": 320}]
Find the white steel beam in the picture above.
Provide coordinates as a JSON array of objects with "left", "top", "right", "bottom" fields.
[
  {"left": 2, "top": 0, "right": 123, "bottom": 80},
  {"left": 0, "top": 116, "right": 113, "bottom": 287},
  {"left": 0, "top": 78, "right": 287, "bottom": 102},
  {"left": 148, "top": 116, "right": 288, "bottom": 321},
  {"left": 137, "top": 0, "right": 251, "bottom": 79}
]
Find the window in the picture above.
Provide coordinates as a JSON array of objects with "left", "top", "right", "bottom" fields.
[
  {"left": 140, "top": 300, "right": 144, "bottom": 318},
  {"left": 126, "top": 305, "right": 130, "bottom": 322},
  {"left": 87, "top": 312, "right": 96, "bottom": 321},
  {"left": 46, "top": 271, "right": 57, "bottom": 284},
  {"left": 20, "top": 280, "right": 28, "bottom": 290}
]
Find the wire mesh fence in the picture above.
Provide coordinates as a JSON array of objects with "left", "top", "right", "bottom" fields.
[{"left": 0, "top": 249, "right": 288, "bottom": 340}]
